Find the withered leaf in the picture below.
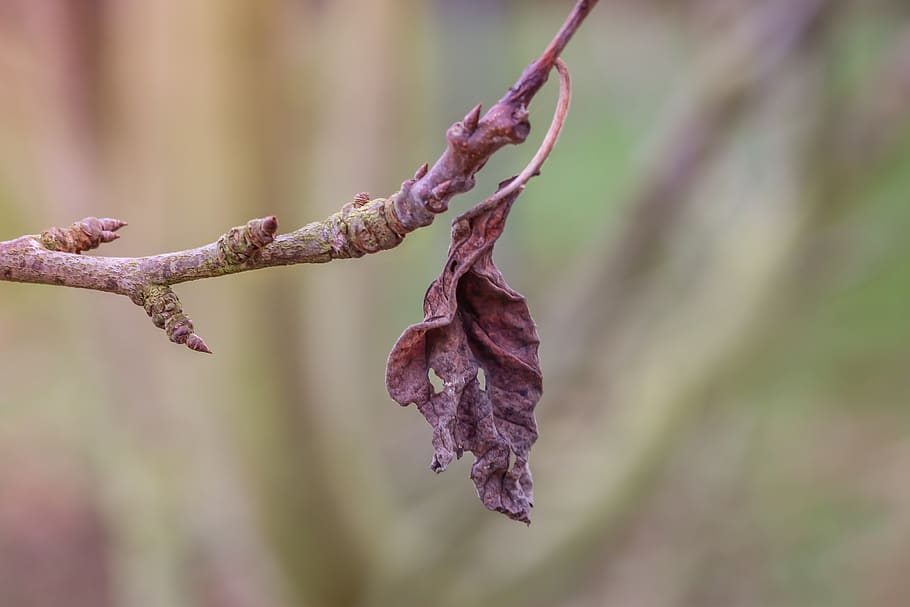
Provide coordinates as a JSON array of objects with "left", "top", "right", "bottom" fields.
[{"left": 386, "top": 189, "right": 542, "bottom": 523}]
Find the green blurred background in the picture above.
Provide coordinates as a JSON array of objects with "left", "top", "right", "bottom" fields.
[{"left": 1, "top": 0, "right": 909, "bottom": 606}]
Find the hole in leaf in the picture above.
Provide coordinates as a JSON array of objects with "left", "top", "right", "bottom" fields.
[
  {"left": 477, "top": 368, "right": 487, "bottom": 392},
  {"left": 428, "top": 368, "right": 444, "bottom": 394}
]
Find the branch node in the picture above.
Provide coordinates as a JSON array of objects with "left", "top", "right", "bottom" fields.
[
  {"left": 352, "top": 192, "right": 371, "bottom": 208},
  {"left": 40, "top": 217, "right": 128, "bottom": 254},
  {"left": 326, "top": 195, "right": 409, "bottom": 258},
  {"left": 217, "top": 216, "right": 279, "bottom": 266}
]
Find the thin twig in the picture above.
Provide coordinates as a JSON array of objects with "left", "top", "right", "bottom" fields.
[
  {"left": 501, "top": 0, "right": 597, "bottom": 107},
  {"left": 458, "top": 59, "right": 572, "bottom": 222}
]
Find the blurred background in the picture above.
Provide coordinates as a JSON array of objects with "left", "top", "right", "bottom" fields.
[{"left": 1, "top": 0, "right": 909, "bottom": 605}]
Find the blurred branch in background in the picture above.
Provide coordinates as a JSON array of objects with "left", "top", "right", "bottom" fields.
[
  {"left": 524, "top": 0, "right": 910, "bottom": 605},
  {"left": 546, "top": 0, "right": 833, "bottom": 387},
  {"left": 834, "top": 20, "right": 910, "bottom": 181}
]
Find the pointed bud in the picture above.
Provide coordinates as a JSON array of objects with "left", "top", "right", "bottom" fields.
[
  {"left": 431, "top": 179, "right": 454, "bottom": 201},
  {"left": 186, "top": 333, "right": 212, "bottom": 354},
  {"left": 99, "top": 218, "right": 128, "bottom": 232},
  {"left": 414, "top": 162, "right": 429, "bottom": 180},
  {"left": 428, "top": 179, "right": 456, "bottom": 212},
  {"left": 463, "top": 104, "right": 482, "bottom": 133}
]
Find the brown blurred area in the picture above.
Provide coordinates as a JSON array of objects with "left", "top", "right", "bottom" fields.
[{"left": 1, "top": 0, "right": 910, "bottom": 606}]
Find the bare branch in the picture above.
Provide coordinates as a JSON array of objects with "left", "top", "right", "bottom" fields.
[
  {"left": 836, "top": 24, "right": 910, "bottom": 175},
  {"left": 542, "top": 0, "right": 833, "bottom": 386},
  {"left": 396, "top": 0, "right": 597, "bottom": 222},
  {"left": 0, "top": 1, "right": 594, "bottom": 352},
  {"left": 501, "top": 0, "right": 597, "bottom": 107}
]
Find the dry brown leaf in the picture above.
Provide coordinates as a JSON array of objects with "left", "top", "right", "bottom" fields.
[{"left": 386, "top": 187, "right": 542, "bottom": 523}]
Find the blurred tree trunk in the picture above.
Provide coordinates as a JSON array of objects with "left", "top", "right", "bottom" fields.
[{"left": 246, "top": 1, "right": 422, "bottom": 606}]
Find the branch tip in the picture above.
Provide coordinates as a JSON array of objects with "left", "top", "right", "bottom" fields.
[
  {"left": 41, "top": 216, "right": 129, "bottom": 254},
  {"left": 137, "top": 284, "right": 210, "bottom": 354},
  {"left": 185, "top": 334, "right": 213, "bottom": 354},
  {"left": 99, "top": 217, "right": 128, "bottom": 231},
  {"left": 501, "top": 0, "right": 598, "bottom": 106}
]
